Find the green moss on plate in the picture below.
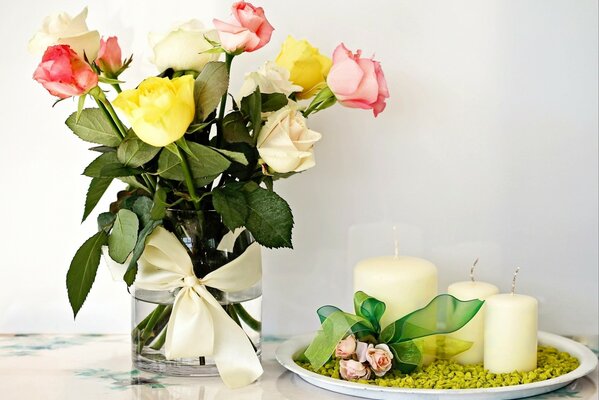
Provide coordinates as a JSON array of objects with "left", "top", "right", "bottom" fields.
[{"left": 296, "top": 346, "right": 579, "bottom": 389}]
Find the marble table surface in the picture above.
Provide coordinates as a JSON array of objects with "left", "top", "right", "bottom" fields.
[{"left": 0, "top": 334, "right": 596, "bottom": 400}]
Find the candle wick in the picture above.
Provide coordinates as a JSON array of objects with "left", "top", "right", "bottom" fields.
[
  {"left": 470, "top": 258, "right": 479, "bottom": 282},
  {"left": 511, "top": 266, "right": 520, "bottom": 294},
  {"left": 393, "top": 225, "right": 399, "bottom": 258}
]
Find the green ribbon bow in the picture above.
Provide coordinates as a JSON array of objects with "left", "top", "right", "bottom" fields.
[{"left": 304, "top": 292, "right": 484, "bottom": 373}]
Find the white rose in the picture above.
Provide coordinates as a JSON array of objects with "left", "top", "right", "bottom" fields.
[
  {"left": 339, "top": 360, "right": 371, "bottom": 381},
  {"left": 237, "top": 61, "right": 302, "bottom": 103},
  {"left": 28, "top": 7, "right": 100, "bottom": 60},
  {"left": 335, "top": 335, "right": 357, "bottom": 359},
  {"left": 149, "top": 20, "right": 220, "bottom": 73},
  {"left": 257, "top": 106, "right": 322, "bottom": 174}
]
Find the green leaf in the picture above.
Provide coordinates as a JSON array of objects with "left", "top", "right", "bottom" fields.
[
  {"left": 97, "top": 212, "right": 116, "bottom": 232},
  {"left": 194, "top": 61, "right": 229, "bottom": 122},
  {"left": 108, "top": 209, "right": 139, "bottom": 263},
  {"left": 123, "top": 220, "right": 162, "bottom": 286},
  {"left": 118, "top": 176, "right": 149, "bottom": 192},
  {"left": 89, "top": 146, "right": 116, "bottom": 153},
  {"left": 66, "top": 230, "right": 108, "bottom": 317},
  {"left": 157, "top": 142, "right": 231, "bottom": 187},
  {"left": 66, "top": 108, "right": 121, "bottom": 147},
  {"left": 261, "top": 93, "right": 288, "bottom": 112},
  {"left": 117, "top": 132, "right": 160, "bottom": 167},
  {"left": 213, "top": 182, "right": 249, "bottom": 231},
  {"left": 241, "top": 87, "right": 262, "bottom": 139},
  {"left": 76, "top": 95, "right": 86, "bottom": 122},
  {"left": 212, "top": 148, "right": 248, "bottom": 165},
  {"left": 304, "top": 86, "right": 337, "bottom": 117},
  {"left": 353, "top": 291, "right": 386, "bottom": 333},
  {"left": 83, "top": 152, "right": 143, "bottom": 178},
  {"left": 150, "top": 187, "right": 168, "bottom": 220},
  {"left": 244, "top": 184, "right": 293, "bottom": 248},
  {"left": 201, "top": 47, "right": 225, "bottom": 55},
  {"left": 82, "top": 177, "right": 113, "bottom": 222},
  {"left": 222, "top": 111, "right": 252, "bottom": 144},
  {"left": 132, "top": 196, "right": 153, "bottom": 228},
  {"left": 186, "top": 121, "right": 212, "bottom": 134}
]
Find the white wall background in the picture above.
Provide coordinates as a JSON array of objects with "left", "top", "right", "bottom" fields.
[{"left": 0, "top": 0, "right": 597, "bottom": 336}]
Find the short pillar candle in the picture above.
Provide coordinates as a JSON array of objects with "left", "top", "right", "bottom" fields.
[
  {"left": 354, "top": 256, "right": 438, "bottom": 329},
  {"left": 448, "top": 280, "right": 499, "bottom": 364},
  {"left": 484, "top": 293, "right": 538, "bottom": 373}
]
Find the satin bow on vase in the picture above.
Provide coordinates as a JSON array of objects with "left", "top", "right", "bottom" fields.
[{"left": 129, "top": 226, "right": 263, "bottom": 388}]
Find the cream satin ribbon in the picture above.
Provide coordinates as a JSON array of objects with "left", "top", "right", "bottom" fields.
[{"left": 133, "top": 226, "right": 263, "bottom": 389}]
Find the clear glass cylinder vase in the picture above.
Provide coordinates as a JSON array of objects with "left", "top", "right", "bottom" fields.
[{"left": 131, "top": 210, "right": 262, "bottom": 376}]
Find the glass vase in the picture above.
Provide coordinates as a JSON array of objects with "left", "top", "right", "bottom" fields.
[{"left": 131, "top": 210, "right": 262, "bottom": 376}]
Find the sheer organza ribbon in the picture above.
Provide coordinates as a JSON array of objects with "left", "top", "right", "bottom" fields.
[
  {"left": 133, "top": 226, "right": 263, "bottom": 388},
  {"left": 304, "top": 293, "right": 484, "bottom": 372}
]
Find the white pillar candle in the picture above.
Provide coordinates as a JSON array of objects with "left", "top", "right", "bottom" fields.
[
  {"left": 484, "top": 293, "right": 538, "bottom": 373},
  {"left": 447, "top": 281, "right": 499, "bottom": 364},
  {"left": 353, "top": 256, "right": 438, "bottom": 329}
]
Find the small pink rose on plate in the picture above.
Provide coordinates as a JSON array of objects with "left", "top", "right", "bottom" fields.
[
  {"left": 213, "top": 1, "right": 274, "bottom": 53},
  {"left": 33, "top": 44, "right": 98, "bottom": 99},
  {"left": 327, "top": 43, "right": 389, "bottom": 117},
  {"left": 365, "top": 343, "right": 394, "bottom": 377},
  {"left": 339, "top": 359, "right": 371, "bottom": 381},
  {"left": 335, "top": 335, "right": 357, "bottom": 359}
]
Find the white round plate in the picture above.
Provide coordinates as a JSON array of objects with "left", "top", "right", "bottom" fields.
[{"left": 275, "top": 331, "right": 597, "bottom": 400}]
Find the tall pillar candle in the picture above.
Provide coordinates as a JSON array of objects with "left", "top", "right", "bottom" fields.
[
  {"left": 354, "top": 256, "right": 438, "bottom": 329},
  {"left": 447, "top": 281, "right": 499, "bottom": 364},
  {"left": 484, "top": 293, "right": 538, "bottom": 373}
]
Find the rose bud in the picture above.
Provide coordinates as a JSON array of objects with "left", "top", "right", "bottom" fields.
[
  {"left": 97, "top": 36, "right": 123, "bottom": 76},
  {"left": 365, "top": 343, "right": 394, "bottom": 377},
  {"left": 327, "top": 43, "right": 389, "bottom": 117},
  {"left": 33, "top": 44, "right": 98, "bottom": 99},
  {"left": 339, "top": 359, "right": 371, "bottom": 381},
  {"left": 213, "top": 1, "right": 274, "bottom": 53},
  {"left": 355, "top": 341, "right": 370, "bottom": 363},
  {"left": 335, "top": 335, "right": 357, "bottom": 359}
]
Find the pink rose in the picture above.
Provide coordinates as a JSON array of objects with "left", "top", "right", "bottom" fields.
[
  {"left": 213, "top": 1, "right": 274, "bottom": 53},
  {"left": 326, "top": 43, "right": 389, "bottom": 117},
  {"left": 365, "top": 344, "right": 394, "bottom": 377},
  {"left": 335, "top": 335, "right": 357, "bottom": 359},
  {"left": 97, "top": 36, "right": 123, "bottom": 76},
  {"left": 339, "top": 359, "right": 371, "bottom": 381},
  {"left": 33, "top": 45, "right": 98, "bottom": 99}
]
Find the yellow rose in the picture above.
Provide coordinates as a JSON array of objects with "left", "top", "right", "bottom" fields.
[
  {"left": 275, "top": 36, "right": 332, "bottom": 99},
  {"left": 113, "top": 76, "right": 195, "bottom": 147}
]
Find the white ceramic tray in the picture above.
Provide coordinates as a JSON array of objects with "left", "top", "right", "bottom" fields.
[{"left": 275, "top": 331, "right": 598, "bottom": 400}]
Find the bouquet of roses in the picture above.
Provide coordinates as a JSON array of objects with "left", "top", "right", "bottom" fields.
[{"left": 30, "top": 2, "right": 389, "bottom": 387}]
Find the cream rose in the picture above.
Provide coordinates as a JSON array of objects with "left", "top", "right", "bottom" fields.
[
  {"left": 149, "top": 20, "right": 220, "bottom": 73},
  {"left": 335, "top": 335, "right": 357, "bottom": 359},
  {"left": 256, "top": 106, "right": 321, "bottom": 174},
  {"left": 365, "top": 344, "right": 394, "bottom": 377},
  {"left": 237, "top": 61, "right": 302, "bottom": 103},
  {"left": 339, "top": 360, "right": 371, "bottom": 381},
  {"left": 28, "top": 7, "right": 100, "bottom": 60}
]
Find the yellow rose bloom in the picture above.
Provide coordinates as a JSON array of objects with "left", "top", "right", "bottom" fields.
[
  {"left": 113, "top": 76, "right": 195, "bottom": 147},
  {"left": 275, "top": 36, "right": 332, "bottom": 99}
]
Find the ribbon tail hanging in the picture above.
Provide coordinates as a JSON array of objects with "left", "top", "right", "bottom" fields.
[
  {"left": 164, "top": 287, "right": 215, "bottom": 359},
  {"left": 196, "top": 285, "right": 263, "bottom": 389}
]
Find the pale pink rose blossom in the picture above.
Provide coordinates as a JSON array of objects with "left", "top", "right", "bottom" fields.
[
  {"left": 213, "top": 1, "right": 274, "bottom": 53},
  {"left": 365, "top": 343, "right": 394, "bottom": 377},
  {"left": 355, "top": 341, "right": 370, "bottom": 363},
  {"left": 33, "top": 44, "right": 98, "bottom": 99},
  {"left": 326, "top": 43, "right": 389, "bottom": 117},
  {"left": 335, "top": 335, "right": 357, "bottom": 359},
  {"left": 339, "top": 359, "right": 371, "bottom": 381},
  {"left": 97, "top": 36, "right": 122, "bottom": 75}
]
